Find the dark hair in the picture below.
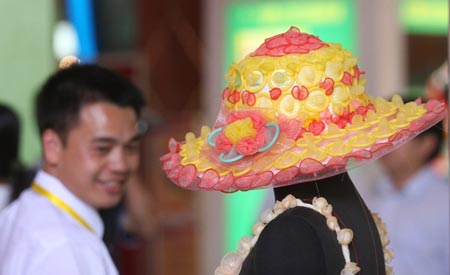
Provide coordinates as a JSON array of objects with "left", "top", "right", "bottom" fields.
[
  {"left": 418, "top": 120, "right": 444, "bottom": 163},
  {"left": 0, "top": 104, "right": 20, "bottom": 179},
  {"left": 0, "top": 104, "right": 34, "bottom": 201},
  {"left": 35, "top": 64, "right": 145, "bottom": 143}
]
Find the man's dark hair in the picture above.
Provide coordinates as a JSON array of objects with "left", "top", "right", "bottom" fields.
[
  {"left": 418, "top": 120, "right": 444, "bottom": 163},
  {"left": 35, "top": 64, "right": 145, "bottom": 143}
]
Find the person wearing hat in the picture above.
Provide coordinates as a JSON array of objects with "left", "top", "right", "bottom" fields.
[
  {"left": 160, "top": 27, "right": 447, "bottom": 274},
  {"left": 0, "top": 59, "right": 146, "bottom": 275},
  {"left": 425, "top": 61, "right": 448, "bottom": 178}
]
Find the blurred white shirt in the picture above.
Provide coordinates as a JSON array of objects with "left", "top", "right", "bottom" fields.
[
  {"left": 358, "top": 165, "right": 449, "bottom": 275},
  {"left": 0, "top": 170, "right": 118, "bottom": 275},
  {"left": 0, "top": 183, "right": 11, "bottom": 210}
]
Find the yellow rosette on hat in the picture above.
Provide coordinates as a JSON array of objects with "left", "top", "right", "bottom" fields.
[{"left": 160, "top": 27, "right": 447, "bottom": 192}]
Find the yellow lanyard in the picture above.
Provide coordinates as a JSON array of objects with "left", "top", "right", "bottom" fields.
[{"left": 32, "top": 182, "right": 94, "bottom": 233}]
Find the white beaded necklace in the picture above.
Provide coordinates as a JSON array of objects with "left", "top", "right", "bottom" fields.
[{"left": 215, "top": 194, "right": 393, "bottom": 275}]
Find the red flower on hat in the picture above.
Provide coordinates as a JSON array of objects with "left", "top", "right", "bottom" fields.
[
  {"left": 215, "top": 134, "right": 233, "bottom": 153},
  {"left": 227, "top": 110, "right": 268, "bottom": 130},
  {"left": 236, "top": 136, "right": 259, "bottom": 155},
  {"left": 214, "top": 111, "right": 268, "bottom": 156}
]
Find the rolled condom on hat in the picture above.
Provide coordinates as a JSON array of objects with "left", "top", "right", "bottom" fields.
[{"left": 160, "top": 27, "right": 447, "bottom": 192}]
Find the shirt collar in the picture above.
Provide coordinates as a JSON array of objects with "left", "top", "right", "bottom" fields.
[{"left": 34, "top": 170, "right": 104, "bottom": 238}]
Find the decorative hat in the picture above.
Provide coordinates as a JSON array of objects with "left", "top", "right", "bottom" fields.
[{"left": 160, "top": 27, "right": 447, "bottom": 192}]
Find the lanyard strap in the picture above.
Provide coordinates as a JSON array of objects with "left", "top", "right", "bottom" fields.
[{"left": 32, "top": 182, "right": 94, "bottom": 233}]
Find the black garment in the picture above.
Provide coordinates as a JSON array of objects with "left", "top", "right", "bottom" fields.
[
  {"left": 10, "top": 167, "right": 35, "bottom": 202},
  {"left": 240, "top": 172, "right": 385, "bottom": 275}
]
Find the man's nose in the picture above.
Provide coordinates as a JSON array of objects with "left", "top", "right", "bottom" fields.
[{"left": 110, "top": 148, "right": 129, "bottom": 173}]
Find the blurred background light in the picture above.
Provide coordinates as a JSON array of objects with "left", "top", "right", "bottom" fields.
[
  {"left": 52, "top": 20, "right": 79, "bottom": 60},
  {"left": 400, "top": 0, "right": 448, "bottom": 35}
]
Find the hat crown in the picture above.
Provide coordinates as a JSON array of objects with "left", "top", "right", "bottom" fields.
[{"left": 223, "top": 28, "right": 368, "bottom": 139}]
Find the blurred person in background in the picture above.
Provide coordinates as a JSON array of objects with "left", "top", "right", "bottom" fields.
[
  {"left": 0, "top": 60, "right": 146, "bottom": 275},
  {"left": 359, "top": 97, "right": 449, "bottom": 275},
  {"left": 0, "top": 103, "right": 33, "bottom": 210},
  {"left": 424, "top": 61, "right": 448, "bottom": 178}
]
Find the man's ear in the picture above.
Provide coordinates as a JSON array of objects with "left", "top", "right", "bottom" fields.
[{"left": 41, "top": 129, "right": 63, "bottom": 166}]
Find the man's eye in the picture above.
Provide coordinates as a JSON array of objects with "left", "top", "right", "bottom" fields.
[
  {"left": 125, "top": 143, "right": 140, "bottom": 153},
  {"left": 95, "top": 146, "right": 111, "bottom": 154}
]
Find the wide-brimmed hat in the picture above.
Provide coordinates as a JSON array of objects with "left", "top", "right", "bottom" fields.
[{"left": 160, "top": 27, "right": 446, "bottom": 192}]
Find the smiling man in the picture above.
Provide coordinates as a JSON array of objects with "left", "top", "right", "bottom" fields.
[{"left": 0, "top": 63, "right": 145, "bottom": 275}]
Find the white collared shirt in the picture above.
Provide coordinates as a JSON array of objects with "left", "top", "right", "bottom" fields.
[
  {"left": 360, "top": 165, "right": 449, "bottom": 275},
  {"left": 0, "top": 170, "right": 118, "bottom": 275}
]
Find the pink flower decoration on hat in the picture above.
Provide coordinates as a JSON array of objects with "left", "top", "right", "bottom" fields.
[
  {"left": 215, "top": 134, "right": 233, "bottom": 153},
  {"left": 215, "top": 111, "right": 267, "bottom": 156},
  {"left": 236, "top": 136, "right": 259, "bottom": 155},
  {"left": 208, "top": 111, "right": 280, "bottom": 163},
  {"left": 227, "top": 110, "right": 267, "bottom": 129}
]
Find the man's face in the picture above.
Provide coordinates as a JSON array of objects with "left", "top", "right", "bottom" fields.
[
  {"left": 379, "top": 138, "right": 423, "bottom": 178},
  {"left": 49, "top": 102, "right": 141, "bottom": 209}
]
